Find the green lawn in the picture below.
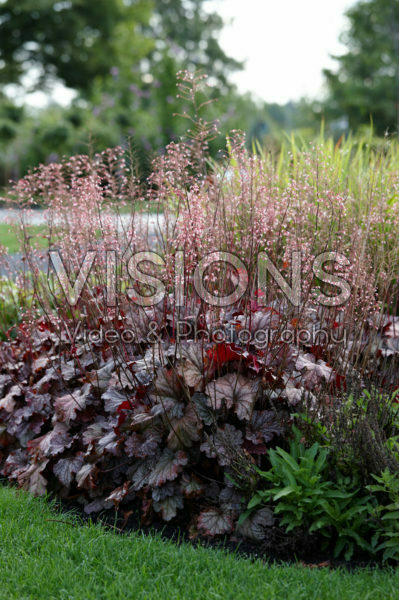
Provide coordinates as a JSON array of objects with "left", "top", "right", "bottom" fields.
[
  {"left": 0, "top": 487, "right": 398, "bottom": 600},
  {"left": 0, "top": 224, "right": 48, "bottom": 254}
]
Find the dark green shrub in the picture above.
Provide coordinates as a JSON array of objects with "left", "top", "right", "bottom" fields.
[
  {"left": 367, "top": 469, "right": 399, "bottom": 562},
  {"left": 243, "top": 427, "right": 375, "bottom": 559},
  {"left": 304, "top": 387, "right": 399, "bottom": 479}
]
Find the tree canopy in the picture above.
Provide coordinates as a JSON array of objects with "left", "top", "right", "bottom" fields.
[
  {"left": 0, "top": 0, "right": 315, "bottom": 185},
  {"left": 0, "top": 0, "right": 241, "bottom": 97},
  {"left": 0, "top": 0, "right": 154, "bottom": 94},
  {"left": 324, "top": 0, "right": 399, "bottom": 134}
]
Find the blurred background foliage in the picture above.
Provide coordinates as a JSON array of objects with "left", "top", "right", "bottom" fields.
[{"left": 0, "top": 0, "right": 398, "bottom": 186}]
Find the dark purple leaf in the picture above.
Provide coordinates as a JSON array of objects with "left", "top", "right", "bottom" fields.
[
  {"left": 105, "top": 481, "right": 131, "bottom": 508},
  {"left": 206, "top": 374, "right": 259, "bottom": 420},
  {"left": 192, "top": 392, "right": 214, "bottom": 426},
  {"left": 76, "top": 462, "right": 98, "bottom": 490},
  {"left": 197, "top": 509, "right": 233, "bottom": 536},
  {"left": 153, "top": 493, "right": 184, "bottom": 521},
  {"left": 148, "top": 449, "right": 188, "bottom": 487},
  {"left": 246, "top": 410, "right": 284, "bottom": 445},
  {"left": 53, "top": 453, "right": 84, "bottom": 486},
  {"left": 178, "top": 343, "right": 206, "bottom": 391},
  {"left": 18, "top": 459, "right": 49, "bottom": 496},
  {"left": 125, "top": 429, "right": 161, "bottom": 459},
  {"left": 102, "top": 387, "right": 127, "bottom": 414},
  {"left": 29, "top": 422, "right": 73, "bottom": 457},
  {"left": 55, "top": 384, "right": 93, "bottom": 423},
  {"left": 180, "top": 474, "right": 204, "bottom": 498},
  {"left": 200, "top": 424, "right": 243, "bottom": 466},
  {"left": 0, "top": 385, "right": 22, "bottom": 413},
  {"left": 167, "top": 404, "right": 202, "bottom": 450},
  {"left": 2, "top": 448, "right": 29, "bottom": 479},
  {"left": 237, "top": 508, "right": 274, "bottom": 541},
  {"left": 0, "top": 374, "right": 12, "bottom": 397}
]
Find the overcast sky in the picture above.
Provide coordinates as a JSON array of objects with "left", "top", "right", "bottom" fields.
[{"left": 210, "top": 0, "right": 356, "bottom": 103}]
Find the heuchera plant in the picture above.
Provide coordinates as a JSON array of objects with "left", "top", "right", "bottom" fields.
[
  {"left": 0, "top": 72, "right": 399, "bottom": 543},
  {"left": 0, "top": 317, "right": 289, "bottom": 536}
]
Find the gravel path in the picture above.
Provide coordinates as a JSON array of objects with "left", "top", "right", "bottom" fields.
[{"left": 0, "top": 210, "right": 166, "bottom": 277}]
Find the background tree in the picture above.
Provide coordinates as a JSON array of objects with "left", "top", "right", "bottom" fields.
[
  {"left": 148, "top": 0, "right": 242, "bottom": 91},
  {"left": 0, "top": 0, "right": 317, "bottom": 184},
  {"left": 0, "top": 0, "right": 152, "bottom": 94},
  {"left": 95, "top": 0, "right": 245, "bottom": 147},
  {"left": 0, "top": 0, "right": 251, "bottom": 180},
  {"left": 324, "top": 0, "right": 399, "bottom": 135}
]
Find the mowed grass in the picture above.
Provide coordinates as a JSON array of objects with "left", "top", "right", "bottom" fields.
[
  {"left": 0, "top": 487, "right": 398, "bottom": 600},
  {"left": 0, "top": 223, "right": 48, "bottom": 253}
]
